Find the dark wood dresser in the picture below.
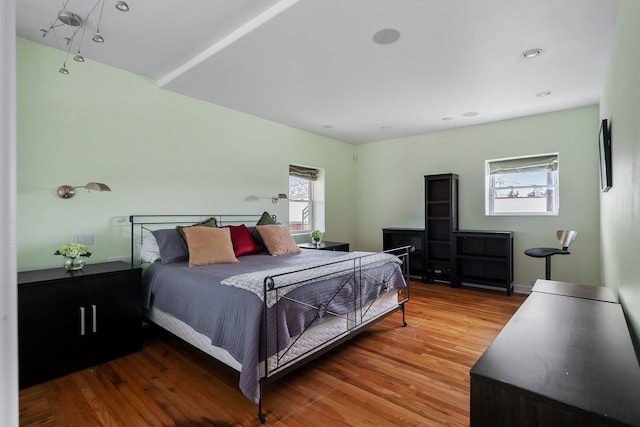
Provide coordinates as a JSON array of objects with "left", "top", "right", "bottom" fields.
[
  {"left": 470, "top": 280, "right": 640, "bottom": 426},
  {"left": 18, "top": 261, "right": 142, "bottom": 388}
]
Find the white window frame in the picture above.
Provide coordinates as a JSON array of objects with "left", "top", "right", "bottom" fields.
[
  {"left": 485, "top": 153, "right": 559, "bottom": 216},
  {"left": 288, "top": 165, "right": 324, "bottom": 234},
  {"left": 288, "top": 174, "right": 313, "bottom": 233}
]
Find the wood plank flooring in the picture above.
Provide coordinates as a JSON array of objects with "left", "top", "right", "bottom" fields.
[{"left": 19, "top": 283, "right": 526, "bottom": 426}]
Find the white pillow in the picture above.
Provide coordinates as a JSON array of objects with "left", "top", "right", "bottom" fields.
[{"left": 137, "top": 234, "right": 161, "bottom": 263}]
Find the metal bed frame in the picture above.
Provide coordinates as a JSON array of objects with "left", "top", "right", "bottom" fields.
[{"left": 129, "top": 214, "right": 411, "bottom": 423}]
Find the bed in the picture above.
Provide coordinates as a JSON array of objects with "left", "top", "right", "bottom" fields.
[{"left": 130, "top": 214, "right": 411, "bottom": 422}]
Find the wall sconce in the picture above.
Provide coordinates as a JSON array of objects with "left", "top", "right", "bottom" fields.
[
  {"left": 272, "top": 193, "right": 288, "bottom": 204},
  {"left": 57, "top": 182, "right": 111, "bottom": 199}
]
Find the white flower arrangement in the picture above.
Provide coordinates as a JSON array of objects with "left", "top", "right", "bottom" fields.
[
  {"left": 310, "top": 229, "right": 323, "bottom": 242},
  {"left": 54, "top": 242, "right": 92, "bottom": 259}
]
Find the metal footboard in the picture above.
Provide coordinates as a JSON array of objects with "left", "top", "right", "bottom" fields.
[{"left": 257, "top": 246, "right": 412, "bottom": 423}]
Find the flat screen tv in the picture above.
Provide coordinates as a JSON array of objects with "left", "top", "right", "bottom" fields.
[{"left": 599, "top": 118, "right": 612, "bottom": 192}]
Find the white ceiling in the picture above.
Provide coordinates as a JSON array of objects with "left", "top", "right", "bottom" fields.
[{"left": 16, "top": 0, "right": 620, "bottom": 144}]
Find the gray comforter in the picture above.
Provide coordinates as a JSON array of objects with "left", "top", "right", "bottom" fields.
[{"left": 142, "top": 250, "right": 406, "bottom": 403}]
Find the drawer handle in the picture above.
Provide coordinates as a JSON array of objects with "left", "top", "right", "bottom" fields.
[
  {"left": 91, "top": 304, "right": 97, "bottom": 333},
  {"left": 80, "top": 306, "right": 85, "bottom": 336}
]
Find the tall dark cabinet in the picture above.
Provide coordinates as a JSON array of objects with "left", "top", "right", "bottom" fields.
[{"left": 424, "top": 174, "right": 458, "bottom": 283}]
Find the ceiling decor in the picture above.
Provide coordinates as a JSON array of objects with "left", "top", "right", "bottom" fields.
[{"left": 39, "top": 0, "right": 129, "bottom": 75}]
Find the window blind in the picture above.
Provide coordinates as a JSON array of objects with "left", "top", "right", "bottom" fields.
[
  {"left": 289, "top": 165, "right": 319, "bottom": 181},
  {"left": 488, "top": 154, "right": 558, "bottom": 175}
]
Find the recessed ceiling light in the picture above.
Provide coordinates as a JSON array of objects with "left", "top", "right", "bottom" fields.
[
  {"left": 522, "top": 48, "right": 543, "bottom": 59},
  {"left": 323, "top": 124, "right": 334, "bottom": 129},
  {"left": 373, "top": 29, "right": 400, "bottom": 45},
  {"left": 441, "top": 117, "right": 453, "bottom": 121},
  {"left": 115, "top": 1, "right": 130, "bottom": 12},
  {"left": 380, "top": 125, "right": 392, "bottom": 129},
  {"left": 462, "top": 112, "right": 479, "bottom": 117},
  {"left": 536, "top": 91, "right": 552, "bottom": 97}
]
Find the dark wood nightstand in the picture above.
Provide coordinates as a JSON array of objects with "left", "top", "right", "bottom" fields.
[
  {"left": 298, "top": 241, "right": 350, "bottom": 252},
  {"left": 18, "top": 261, "right": 142, "bottom": 388}
]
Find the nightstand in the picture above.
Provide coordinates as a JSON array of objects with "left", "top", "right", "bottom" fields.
[
  {"left": 18, "top": 261, "right": 142, "bottom": 388},
  {"left": 298, "top": 241, "right": 350, "bottom": 252}
]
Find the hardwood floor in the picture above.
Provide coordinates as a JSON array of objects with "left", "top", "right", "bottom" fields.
[{"left": 19, "top": 283, "right": 526, "bottom": 426}]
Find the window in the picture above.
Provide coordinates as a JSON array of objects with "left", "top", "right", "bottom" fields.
[
  {"left": 486, "top": 153, "right": 559, "bottom": 216},
  {"left": 288, "top": 165, "right": 319, "bottom": 232}
]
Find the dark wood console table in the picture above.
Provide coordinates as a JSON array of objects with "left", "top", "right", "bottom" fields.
[{"left": 470, "top": 280, "right": 640, "bottom": 426}]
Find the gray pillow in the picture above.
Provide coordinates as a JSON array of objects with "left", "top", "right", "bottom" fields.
[
  {"left": 250, "top": 211, "right": 277, "bottom": 251},
  {"left": 151, "top": 228, "right": 188, "bottom": 264},
  {"left": 176, "top": 217, "right": 218, "bottom": 248}
]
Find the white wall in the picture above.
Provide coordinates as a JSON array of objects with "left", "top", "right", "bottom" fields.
[
  {"left": 1, "top": 1, "right": 18, "bottom": 425},
  {"left": 599, "top": 0, "right": 640, "bottom": 349},
  {"left": 354, "top": 106, "right": 602, "bottom": 289}
]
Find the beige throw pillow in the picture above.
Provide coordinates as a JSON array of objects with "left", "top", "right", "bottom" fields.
[
  {"left": 183, "top": 226, "right": 239, "bottom": 266},
  {"left": 255, "top": 225, "right": 302, "bottom": 256}
]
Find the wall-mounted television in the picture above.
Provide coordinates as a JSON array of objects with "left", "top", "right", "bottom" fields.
[{"left": 599, "top": 118, "right": 612, "bottom": 192}]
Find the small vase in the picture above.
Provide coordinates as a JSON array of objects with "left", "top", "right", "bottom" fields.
[
  {"left": 312, "top": 238, "right": 321, "bottom": 247},
  {"left": 64, "top": 257, "right": 85, "bottom": 271}
]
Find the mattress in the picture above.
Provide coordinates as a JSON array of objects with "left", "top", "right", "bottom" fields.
[{"left": 145, "top": 289, "right": 400, "bottom": 376}]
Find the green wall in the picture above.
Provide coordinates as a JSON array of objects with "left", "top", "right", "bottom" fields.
[
  {"left": 18, "top": 37, "right": 604, "bottom": 293},
  {"left": 16, "top": 38, "right": 356, "bottom": 271},
  {"left": 599, "top": 0, "right": 640, "bottom": 349},
  {"left": 354, "top": 106, "right": 602, "bottom": 289}
]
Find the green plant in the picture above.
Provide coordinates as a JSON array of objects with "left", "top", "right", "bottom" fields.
[{"left": 310, "top": 230, "right": 323, "bottom": 241}]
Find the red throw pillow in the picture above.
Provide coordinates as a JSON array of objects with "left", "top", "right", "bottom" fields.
[{"left": 227, "top": 224, "right": 260, "bottom": 257}]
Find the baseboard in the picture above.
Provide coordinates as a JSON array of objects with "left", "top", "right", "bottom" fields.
[
  {"left": 513, "top": 283, "right": 533, "bottom": 295},
  {"left": 420, "top": 281, "right": 533, "bottom": 296},
  {"left": 457, "top": 282, "right": 533, "bottom": 295}
]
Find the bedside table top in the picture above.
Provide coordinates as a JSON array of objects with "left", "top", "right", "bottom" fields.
[
  {"left": 18, "top": 261, "right": 140, "bottom": 285},
  {"left": 298, "top": 241, "right": 349, "bottom": 251}
]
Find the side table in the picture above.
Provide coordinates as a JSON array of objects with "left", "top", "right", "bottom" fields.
[
  {"left": 18, "top": 261, "right": 142, "bottom": 388},
  {"left": 298, "top": 241, "right": 350, "bottom": 252}
]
